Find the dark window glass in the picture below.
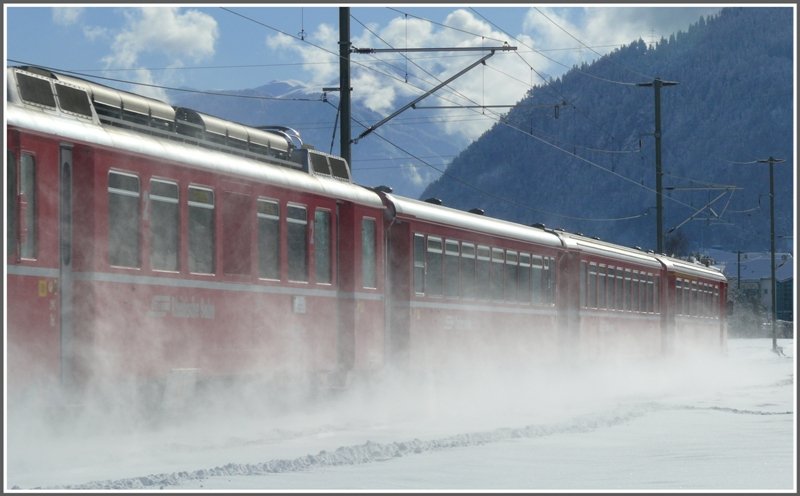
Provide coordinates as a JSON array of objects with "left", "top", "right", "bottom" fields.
[
  {"left": 108, "top": 171, "right": 140, "bottom": 267},
  {"left": 426, "top": 236, "right": 443, "bottom": 296},
  {"left": 149, "top": 180, "right": 179, "bottom": 271},
  {"left": 444, "top": 240, "right": 460, "bottom": 298},
  {"left": 361, "top": 217, "right": 376, "bottom": 288},
  {"left": 315, "top": 210, "right": 332, "bottom": 284},
  {"left": 476, "top": 245, "right": 490, "bottom": 301},
  {"left": 20, "top": 153, "right": 37, "bottom": 259},
  {"left": 188, "top": 186, "right": 215, "bottom": 273},
  {"left": 490, "top": 248, "right": 504, "bottom": 301},
  {"left": 287, "top": 204, "right": 308, "bottom": 282},
  {"left": 7, "top": 151, "right": 17, "bottom": 259},
  {"left": 615, "top": 268, "right": 624, "bottom": 310},
  {"left": 505, "top": 251, "right": 518, "bottom": 302},
  {"left": 257, "top": 199, "right": 280, "bottom": 279},
  {"left": 461, "top": 243, "right": 476, "bottom": 299},
  {"left": 413, "top": 234, "right": 425, "bottom": 294},
  {"left": 518, "top": 253, "right": 531, "bottom": 303}
]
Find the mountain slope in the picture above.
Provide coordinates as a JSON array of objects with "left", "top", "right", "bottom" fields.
[{"left": 420, "top": 7, "right": 794, "bottom": 253}]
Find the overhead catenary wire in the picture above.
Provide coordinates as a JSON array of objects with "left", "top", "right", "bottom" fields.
[
  {"left": 222, "top": 7, "right": 701, "bottom": 219},
  {"left": 23, "top": 8, "right": 698, "bottom": 224}
]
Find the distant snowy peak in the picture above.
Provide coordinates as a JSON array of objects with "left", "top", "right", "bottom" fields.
[{"left": 250, "top": 80, "right": 323, "bottom": 99}]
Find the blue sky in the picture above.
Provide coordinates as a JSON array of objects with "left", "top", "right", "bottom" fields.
[{"left": 5, "top": 4, "right": 721, "bottom": 140}]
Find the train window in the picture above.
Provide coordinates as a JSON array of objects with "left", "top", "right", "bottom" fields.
[
  {"left": 17, "top": 72, "right": 56, "bottom": 109},
  {"left": 518, "top": 252, "right": 532, "bottom": 304},
  {"left": 257, "top": 199, "right": 280, "bottom": 280},
  {"left": 188, "top": 186, "right": 215, "bottom": 274},
  {"left": 222, "top": 192, "right": 252, "bottom": 275},
  {"left": 505, "top": 251, "right": 518, "bottom": 302},
  {"left": 149, "top": 179, "right": 179, "bottom": 271},
  {"left": 461, "top": 243, "right": 476, "bottom": 299},
  {"left": 598, "top": 265, "right": 607, "bottom": 309},
  {"left": 7, "top": 151, "right": 17, "bottom": 259},
  {"left": 19, "top": 153, "right": 37, "bottom": 259},
  {"left": 627, "top": 271, "right": 634, "bottom": 312},
  {"left": 426, "top": 236, "right": 443, "bottom": 296},
  {"left": 108, "top": 171, "right": 140, "bottom": 267},
  {"left": 413, "top": 234, "right": 425, "bottom": 294},
  {"left": 287, "top": 204, "right": 308, "bottom": 282},
  {"left": 444, "top": 240, "right": 460, "bottom": 298},
  {"left": 633, "top": 271, "right": 643, "bottom": 312},
  {"left": 490, "top": 248, "right": 505, "bottom": 301},
  {"left": 654, "top": 276, "right": 660, "bottom": 313},
  {"left": 646, "top": 274, "right": 655, "bottom": 313},
  {"left": 476, "top": 245, "right": 490, "bottom": 301},
  {"left": 615, "top": 268, "right": 624, "bottom": 310},
  {"left": 579, "top": 261, "right": 587, "bottom": 308},
  {"left": 361, "top": 218, "right": 376, "bottom": 288},
  {"left": 542, "top": 257, "right": 555, "bottom": 305},
  {"left": 315, "top": 210, "right": 333, "bottom": 284},
  {"left": 586, "top": 262, "right": 597, "bottom": 308}
]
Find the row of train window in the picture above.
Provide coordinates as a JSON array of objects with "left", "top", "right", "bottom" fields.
[
  {"left": 413, "top": 233, "right": 556, "bottom": 305},
  {"left": 676, "top": 278, "right": 720, "bottom": 318},
  {"left": 6, "top": 158, "right": 379, "bottom": 288},
  {"left": 581, "top": 262, "right": 660, "bottom": 314},
  {"left": 109, "top": 170, "right": 378, "bottom": 287}
]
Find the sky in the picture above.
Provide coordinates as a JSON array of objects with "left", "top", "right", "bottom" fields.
[{"left": 4, "top": 4, "right": 722, "bottom": 141}]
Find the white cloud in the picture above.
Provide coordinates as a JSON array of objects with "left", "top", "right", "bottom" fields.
[
  {"left": 265, "top": 7, "right": 718, "bottom": 143},
  {"left": 52, "top": 7, "right": 84, "bottom": 26},
  {"left": 522, "top": 6, "right": 721, "bottom": 69},
  {"left": 103, "top": 7, "right": 218, "bottom": 68},
  {"left": 82, "top": 25, "right": 109, "bottom": 42},
  {"left": 401, "top": 162, "right": 438, "bottom": 188},
  {"left": 97, "top": 7, "right": 218, "bottom": 101}
]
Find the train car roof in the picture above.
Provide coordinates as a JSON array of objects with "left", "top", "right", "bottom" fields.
[
  {"left": 6, "top": 104, "right": 383, "bottom": 209},
  {"left": 655, "top": 255, "right": 727, "bottom": 282},
  {"left": 382, "top": 194, "right": 564, "bottom": 249},
  {"left": 558, "top": 232, "right": 663, "bottom": 269}
]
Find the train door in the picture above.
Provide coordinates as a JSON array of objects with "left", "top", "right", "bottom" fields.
[{"left": 59, "top": 144, "right": 75, "bottom": 388}]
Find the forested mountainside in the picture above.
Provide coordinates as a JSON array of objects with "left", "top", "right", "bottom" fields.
[{"left": 420, "top": 7, "right": 793, "bottom": 254}]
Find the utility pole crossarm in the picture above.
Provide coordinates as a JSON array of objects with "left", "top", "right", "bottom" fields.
[
  {"left": 352, "top": 45, "right": 516, "bottom": 54},
  {"left": 353, "top": 50, "right": 498, "bottom": 143}
]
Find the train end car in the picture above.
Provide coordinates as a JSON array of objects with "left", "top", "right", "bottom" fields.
[{"left": 6, "top": 65, "right": 388, "bottom": 404}]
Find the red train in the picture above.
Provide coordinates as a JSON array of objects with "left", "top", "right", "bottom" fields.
[{"left": 6, "top": 66, "right": 727, "bottom": 401}]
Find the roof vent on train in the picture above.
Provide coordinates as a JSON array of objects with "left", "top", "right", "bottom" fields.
[
  {"left": 13, "top": 67, "right": 93, "bottom": 119},
  {"left": 425, "top": 198, "right": 443, "bottom": 205},
  {"left": 291, "top": 147, "right": 352, "bottom": 182},
  {"left": 469, "top": 208, "right": 485, "bottom": 215},
  {"left": 373, "top": 185, "right": 393, "bottom": 193},
  {"left": 531, "top": 223, "right": 546, "bottom": 229},
  {"left": 174, "top": 107, "right": 294, "bottom": 163}
]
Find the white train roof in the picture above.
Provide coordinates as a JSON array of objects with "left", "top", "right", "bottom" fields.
[
  {"left": 6, "top": 104, "right": 383, "bottom": 209},
  {"left": 383, "top": 194, "right": 564, "bottom": 250}
]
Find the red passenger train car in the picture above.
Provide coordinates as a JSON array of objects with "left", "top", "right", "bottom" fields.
[{"left": 5, "top": 66, "right": 727, "bottom": 402}]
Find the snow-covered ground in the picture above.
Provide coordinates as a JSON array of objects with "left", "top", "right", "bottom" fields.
[{"left": 5, "top": 338, "right": 796, "bottom": 491}]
